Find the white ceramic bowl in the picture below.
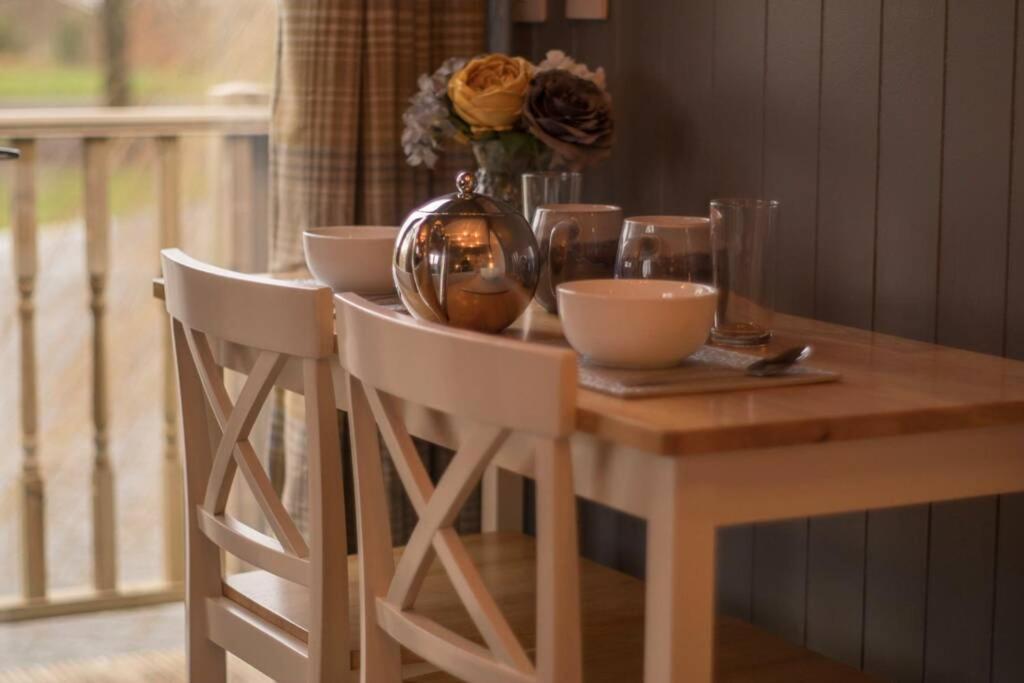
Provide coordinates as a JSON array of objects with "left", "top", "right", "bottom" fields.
[
  {"left": 303, "top": 226, "right": 399, "bottom": 294},
  {"left": 557, "top": 279, "right": 718, "bottom": 369}
]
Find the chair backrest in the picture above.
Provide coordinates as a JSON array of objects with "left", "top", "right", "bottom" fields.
[
  {"left": 336, "top": 292, "right": 576, "bottom": 438},
  {"left": 162, "top": 249, "right": 349, "bottom": 682},
  {"left": 335, "top": 292, "right": 583, "bottom": 683}
]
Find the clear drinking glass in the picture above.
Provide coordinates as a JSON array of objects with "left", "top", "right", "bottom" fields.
[
  {"left": 614, "top": 215, "right": 713, "bottom": 283},
  {"left": 709, "top": 198, "right": 778, "bottom": 346},
  {"left": 521, "top": 171, "right": 582, "bottom": 224}
]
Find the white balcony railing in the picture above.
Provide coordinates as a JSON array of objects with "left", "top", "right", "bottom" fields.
[{"left": 1, "top": 101, "right": 270, "bottom": 621}]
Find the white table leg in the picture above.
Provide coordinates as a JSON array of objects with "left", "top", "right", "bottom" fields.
[{"left": 644, "top": 457, "right": 716, "bottom": 683}]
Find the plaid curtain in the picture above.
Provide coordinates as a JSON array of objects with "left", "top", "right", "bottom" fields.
[{"left": 268, "top": 0, "right": 486, "bottom": 546}]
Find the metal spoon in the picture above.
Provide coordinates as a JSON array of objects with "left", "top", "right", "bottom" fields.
[{"left": 745, "top": 345, "right": 813, "bottom": 377}]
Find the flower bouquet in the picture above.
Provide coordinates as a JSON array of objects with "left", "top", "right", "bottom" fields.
[{"left": 402, "top": 50, "right": 614, "bottom": 207}]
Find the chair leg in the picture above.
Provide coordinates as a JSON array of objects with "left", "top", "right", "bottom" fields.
[
  {"left": 174, "top": 319, "right": 228, "bottom": 683},
  {"left": 186, "top": 623, "right": 226, "bottom": 683},
  {"left": 535, "top": 438, "right": 583, "bottom": 683},
  {"left": 348, "top": 378, "right": 403, "bottom": 682},
  {"left": 306, "top": 358, "right": 351, "bottom": 682}
]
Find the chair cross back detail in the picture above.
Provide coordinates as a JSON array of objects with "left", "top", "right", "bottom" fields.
[
  {"left": 335, "top": 293, "right": 583, "bottom": 683},
  {"left": 184, "top": 326, "right": 307, "bottom": 575},
  {"left": 162, "top": 249, "right": 349, "bottom": 683}
]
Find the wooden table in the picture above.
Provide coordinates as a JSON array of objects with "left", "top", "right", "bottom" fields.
[{"left": 155, "top": 279, "right": 1024, "bottom": 682}]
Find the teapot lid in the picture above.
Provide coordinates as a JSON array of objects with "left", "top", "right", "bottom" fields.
[{"left": 411, "top": 171, "right": 522, "bottom": 218}]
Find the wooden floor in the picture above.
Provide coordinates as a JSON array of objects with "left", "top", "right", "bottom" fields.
[
  {"left": 0, "top": 626, "right": 878, "bottom": 683},
  {"left": 0, "top": 650, "right": 267, "bottom": 683},
  {"left": 221, "top": 533, "right": 878, "bottom": 683}
]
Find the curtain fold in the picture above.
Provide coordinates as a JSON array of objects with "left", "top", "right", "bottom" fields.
[
  {"left": 270, "top": 0, "right": 484, "bottom": 271},
  {"left": 268, "top": 0, "right": 487, "bottom": 545}
]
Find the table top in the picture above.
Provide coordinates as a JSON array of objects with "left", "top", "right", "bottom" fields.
[{"left": 155, "top": 276, "right": 1024, "bottom": 457}]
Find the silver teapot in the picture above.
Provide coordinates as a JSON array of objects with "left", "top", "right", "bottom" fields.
[{"left": 394, "top": 172, "right": 540, "bottom": 333}]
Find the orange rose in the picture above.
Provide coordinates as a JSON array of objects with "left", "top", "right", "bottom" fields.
[{"left": 448, "top": 54, "right": 532, "bottom": 133}]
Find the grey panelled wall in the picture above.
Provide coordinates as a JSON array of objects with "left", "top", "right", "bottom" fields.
[{"left": 508, "top": 1, "right": 1024, "bottom": 682}]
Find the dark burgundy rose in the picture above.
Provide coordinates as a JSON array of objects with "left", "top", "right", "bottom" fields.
[{"left": 523, "top": 69, "right": 614, "bottom": 169}]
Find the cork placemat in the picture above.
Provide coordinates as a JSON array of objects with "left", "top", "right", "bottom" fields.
[{"left": 578, "top": 345, "right": 839, "bottom": 398}]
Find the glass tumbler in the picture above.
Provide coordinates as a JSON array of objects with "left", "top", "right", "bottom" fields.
[
  {"left": 709, "top": 198, "right": 778, "bottom": 346},
  {"left": 521, "top": 171, "right": 582, "bottom": 224},
  {"left": 615, "top": 215, "right": 713, "bottom": 283}
]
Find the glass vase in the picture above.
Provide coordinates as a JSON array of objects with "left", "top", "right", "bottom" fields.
[{"left": 471, "top": 138, "right": 551, "bottom": 215}]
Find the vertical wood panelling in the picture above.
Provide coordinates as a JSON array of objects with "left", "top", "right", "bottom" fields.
[
  {"left": 613, "top": 1, "right": 668, "bottom": 215},
  {"left": 710, "top": 0, "right": 766, "bottom": 197},
  {"left": 993, "top": 493, "right": 1024, "bottom": 683},
  {"left": 761, "top": 0, "right": 823, "bottom": 317},
  {"left": 805, "top": 512, "right": 866, "bottom": 668},
  {"left": 937, "top": 0, "right": 1015, "bottom": 354},
  {"left": 511, "top": 19, "right": 537, "bottom": 62},
  {"left": 862, "top": 506, "right": 930, "bottom": 683},
  {"left": 751, "top": 519, "right": 807, "bottom": 645},
  {"left": 578, "top": 501, "right": 622, "bottom": 570},
  {"left": 763, "top": 0, "right": 821, "bottom": 317},
  {"left": 873, "top": 0, "right": 945, "bottom": 341},
  {"left": 661, "top": 0, "right": 715, "bottom": 215},
  {"left": 814, "top": 0, "right": 881, "bottom": 328},
  {"left": 716, "top": 526, "right": 753, "bottom": 620},
  {"left": 602, "top": 1, "right": 629, "bottom": 213},
  {"left": 1007, "top": 0, "right": 1024, "bottom": 361},
  {"left": 925, "top": 498, "right": 999, "bottom": 682}
]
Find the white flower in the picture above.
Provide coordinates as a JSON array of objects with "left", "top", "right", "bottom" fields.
[
  {"left": 401, "top": 57, "right": 469, "bottom": 168},
  {"left": 535, "top": 49, "right": 607, "bottom": 91}
]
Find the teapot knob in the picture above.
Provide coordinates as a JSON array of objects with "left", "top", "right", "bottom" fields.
[{"left": 455, "top": 171, "right": 476, "bottom": 199}]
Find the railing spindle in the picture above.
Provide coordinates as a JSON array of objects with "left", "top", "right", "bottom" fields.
[
  {"left": 84, "top": 137, "right": 117, "bottom": 592},
  {"left": 224, "top": 134, "right": 254, "bottom": 271},
  {"left": 12, "top": 138, "right": 46, "bottom": 600},
  {"left": 157, "top": 136, "right": 184, "bottom": 584},
  {"left": 0, "top": 103, "right": 267, "bottom": 622}
]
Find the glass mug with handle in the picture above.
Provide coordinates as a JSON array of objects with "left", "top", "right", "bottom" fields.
[
  {"left": 615, "top": 215, "right": 713, "bottom": 284},
  {"left": 532, "top": 203, "right": 624, "bottom": 313}
]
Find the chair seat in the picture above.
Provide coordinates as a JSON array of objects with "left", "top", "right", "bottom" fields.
[{"left": 222, "top": 532, "right": 877, "bottom": 682}]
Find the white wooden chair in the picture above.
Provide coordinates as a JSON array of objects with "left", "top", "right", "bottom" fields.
[
  {"left": 337, "top": 291, "right": 603, "bottom": 683},
  {"left": 162, "top": 252, "right": 879, "bottom": 683},
  {"left": 334, "top": 294, "right": 889, "bottom": 683},
  {"left": 162, "top": 249, "right": 349, "bottom": 683}
]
